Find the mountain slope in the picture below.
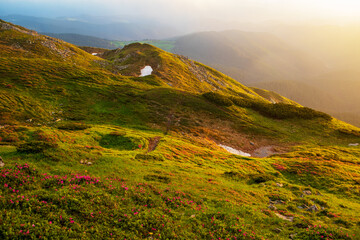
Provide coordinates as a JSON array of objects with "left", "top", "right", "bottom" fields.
[{"left": 1, "top": 20, "right": 360, "bottom": 240}]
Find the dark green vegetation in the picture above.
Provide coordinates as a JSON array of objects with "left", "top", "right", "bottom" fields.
[{"left": 1, "top": 20, "right": 360, "bottom": 239}]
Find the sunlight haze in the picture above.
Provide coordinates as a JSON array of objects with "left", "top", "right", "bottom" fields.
[{"left": 1, "top": 0, "right": 360, "bottom": 24}]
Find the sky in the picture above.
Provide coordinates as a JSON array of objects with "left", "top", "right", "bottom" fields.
[{"left": 1, "top": 0, "right": 360, "bottom": 25}]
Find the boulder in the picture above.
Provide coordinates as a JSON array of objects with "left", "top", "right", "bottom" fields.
[
  {"left": 268, "top": 204, "right": 277, "bottom": 210},
  {"left": 0, "top": 156, "right": 4, "bottom": 168},
  {"left": 307, "top": 205, "right": 319, "bottom": 212}
]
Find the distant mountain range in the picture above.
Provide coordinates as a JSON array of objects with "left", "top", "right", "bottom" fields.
[
  {"left": 43, "top": 33, "right": 119, "bottom": 49},
  {"left": 1, "top": 15, "right": 180, "bottom": 40}
]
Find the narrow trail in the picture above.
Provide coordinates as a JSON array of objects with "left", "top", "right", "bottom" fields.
[{"left": 147, "top": 136, "right": 162, "bottom": 152}]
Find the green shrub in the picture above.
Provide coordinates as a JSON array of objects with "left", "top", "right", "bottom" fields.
[
  {"left": 229, "top": 96, "right": 253, "bottom": 108},
  {"left": 203, "top": 92, "right": 331, "bottom": 121},
  {"left": 223, "top": 171, "right": 244, "bottom": 181},
  {"left": 135, "top": 154, "right": 165, "bottom": 161},
  {"left": 248, "top": 173, "right": 275, "bottom": 184},
  {"left": 144, "top": 174, "right": 171, "bottom": 183},
  {"left": 334, "top": 219, "right": 353, "bottom": 228},
  {"left": 17, "top": 141, "right": 58, "bottom": 153},
  {"left": 57, "top": 122, "right": 90, "bottom": 130},
  {"left": 100, "top": 134, "right": 144, "bottom": 150},
  {"left": 202, "top": 92, "right": 233, "bottom": 107},
  {"left": 250, "top": 102, "right": 331, "bottom": 120}
]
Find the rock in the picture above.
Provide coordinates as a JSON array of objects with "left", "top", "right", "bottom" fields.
[
  {"left": 303, "top": 190, "right": 312, "bottom": 195},
  {"left": 290, "top": 233, "right": 298, "bottom": 239},
  {"left": 297, "top": 205, "right": 308, "bottom": 209},
  {"left": 349, "top": 143, "right": 359, "bottom": 146},
  {"left": 276, "top": 183, "right": 283, "bottom": 187},
  {"left": 250, "top": 141, "right": 255, "bottom": 146},
  {"left": 86, "top": 162, "right": 93, "bottom": 165},
  {"left": 269, "top": 199, "right": 285, "bottom": 205},
  {"left": 274, "top": 212, "right": 294, "bottom": 222},
  {"left": 273, "top": 228, "right": 282, "bottom": 233},
  {"left": 0, "top": 156, "right": 4, "bottom": 168},
  {"left": 190, "top": 214, "right": 196, "bottom": 218},
  {"left": 307, "top": 205, "right": 319, "bottom": 212},
  {"left": 268, "top": 204, "right": 277, "bottom": 210}
]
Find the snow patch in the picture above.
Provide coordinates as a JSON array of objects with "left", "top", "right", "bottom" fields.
[
  {"left": 218, "top": 144, "right": 251, "bottom": 157},
  {"left": 92, "top": 53, "right": 98, "bottom": 56},
  {"left": 140, "top": 66, "right": 153, "bottom": 77}
]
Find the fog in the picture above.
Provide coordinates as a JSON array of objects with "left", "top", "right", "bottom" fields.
[{"left": 1, "top": 0, "right": 360, "bottom": 33}]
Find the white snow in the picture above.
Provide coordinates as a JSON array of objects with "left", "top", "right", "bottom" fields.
[
  {"left": 218, "top": 144, "right": 251, "bottom": 157},
  {"left": 92, "top": 53, "right": 98, "bottom": 56},
  {"left": 140, "top": 66, "right": 153, "bottom": 77}
]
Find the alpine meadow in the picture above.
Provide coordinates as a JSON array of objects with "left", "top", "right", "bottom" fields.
[{"left": 1, "top": 1, "right": 360, "bottom": 239}]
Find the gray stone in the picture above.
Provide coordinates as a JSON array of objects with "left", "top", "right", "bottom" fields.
[
  {"left": 307, "top": 205, "right": 319, "bottom": 212},
  {"left": 303, "top": 190, "right": 312, "bottom": 195},
  {"left": 0, "top": 156, "right": 4, "bottom": 168},
  {"left": 297, "top": 205, "right": 308, "bottom": 209},
  {"left": 268, "top": 204, "right": 277, "bottom": 210},
  {"left": 290, "top": 233, "right": 298, "bottom": 239}
]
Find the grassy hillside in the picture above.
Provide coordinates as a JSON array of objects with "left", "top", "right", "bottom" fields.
[{"left": 1, "top": 20, "right": 360, "bottom": 239}]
